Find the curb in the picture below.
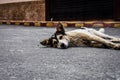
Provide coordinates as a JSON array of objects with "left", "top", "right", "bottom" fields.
[{"left": 0, "top": 21, "right": 120, "bottom": 28}]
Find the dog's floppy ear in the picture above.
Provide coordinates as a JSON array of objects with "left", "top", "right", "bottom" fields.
[{"left": 56, "top": 22, "right": 65, "bottom": 34}]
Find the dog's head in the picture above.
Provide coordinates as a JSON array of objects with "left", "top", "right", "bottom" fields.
[{"left": 40, "top": 23, "right": 69, "bottom": 49}]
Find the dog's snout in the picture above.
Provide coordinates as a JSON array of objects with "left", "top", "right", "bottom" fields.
[
  {"left": 40, "top": 41, "right": 46, "bottom": 45},
  {"left": 60, "top": 43, "right": 67, "bottom": 49},
  {"left": 40, "top": 41, "right": 43, "bottom": 45}
]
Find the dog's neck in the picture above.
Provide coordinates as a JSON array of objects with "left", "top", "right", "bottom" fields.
[{"left": 66, "top": 32, "right": 88, "bottom": 47}]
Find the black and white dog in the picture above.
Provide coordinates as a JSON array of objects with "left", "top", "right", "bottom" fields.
[{"left": 40, "top": 23, "right": 120, "bottom": 49}]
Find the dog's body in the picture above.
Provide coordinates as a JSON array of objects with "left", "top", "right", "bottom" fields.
[
  {"left": 40, "top": 23, "right": 120, "bottom": 49},
  {"left": 65, "top": 27, "right": 120, "bottom": 48}
]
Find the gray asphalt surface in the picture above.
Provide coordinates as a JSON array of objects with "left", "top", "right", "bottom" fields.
[{"left": 0, "top": 25, "right": 120, "bottom": 80}]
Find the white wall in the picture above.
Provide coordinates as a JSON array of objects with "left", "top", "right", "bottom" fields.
[{"left": 0, "top": 0, "right": 39, "bottom": 4}]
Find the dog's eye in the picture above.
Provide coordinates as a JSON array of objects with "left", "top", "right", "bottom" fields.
[
  {"left": 59, "top": 36, "right": 63, "bottom": 39},
  {"left": 54, "top": 41, "right": 57, "bottom": 44}
]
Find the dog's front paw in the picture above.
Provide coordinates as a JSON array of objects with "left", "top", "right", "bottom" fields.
[{"left": 113, "top": 44, "right": 120, "bottom": 50}]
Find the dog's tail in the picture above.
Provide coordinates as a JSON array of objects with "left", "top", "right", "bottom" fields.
[{"left": 99, "top": 28, "right": 105, "bottom": 33}]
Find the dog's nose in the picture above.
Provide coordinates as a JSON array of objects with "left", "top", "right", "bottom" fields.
[
  {"left": 60, "top": 43, "right": 67, "bottom": 49},
  {"left": 40, "top": 41, "right": 44, "bottom": 45}
]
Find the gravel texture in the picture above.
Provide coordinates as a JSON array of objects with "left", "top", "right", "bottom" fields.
[{"left": 0, "top": 25, "right": 120, "bottom": 80}]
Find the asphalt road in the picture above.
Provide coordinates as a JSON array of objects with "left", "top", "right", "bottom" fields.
[{"left": 0, "top": 25, "right": 120, "bottom": 80}]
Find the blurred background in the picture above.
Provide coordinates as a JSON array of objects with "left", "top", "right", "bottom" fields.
[{"left": 0, "top": 0, "right": 120, "bottom": 21}]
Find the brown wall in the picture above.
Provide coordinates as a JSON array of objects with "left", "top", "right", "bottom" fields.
[
  {"left": 0, "top": 0, "right": 36, "bottom": 4},
  {"left": 0, "top": 0, "right": 45, "bottom": 21}
]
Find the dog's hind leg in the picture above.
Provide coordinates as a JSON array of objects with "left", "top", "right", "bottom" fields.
[
  {"left": 94, "top": 30, "right": 120, "bottom": 43},
  {"left": 98, "top": 28, "right": 105, "bottom": 33},
  {"left": 87, "top": 34, "right": 120, "bottom": 49},
  {"left": 110, "top": 38, "right": 120, "bottom": 43},
  {"left": 88, "top": 28, "right": 120, "bottom": 41}
]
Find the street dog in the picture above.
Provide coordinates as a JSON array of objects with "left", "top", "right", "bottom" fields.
[{"left": 40, "top": 23, "right": 120, "bottom": 49}]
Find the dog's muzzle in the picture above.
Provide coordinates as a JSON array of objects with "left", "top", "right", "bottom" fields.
[
  {"left": 60, "top": 43, "right": 68, "bottom": 49},
  {"left": 57, "top": 39, "right": 69, "bottom": 49}
]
